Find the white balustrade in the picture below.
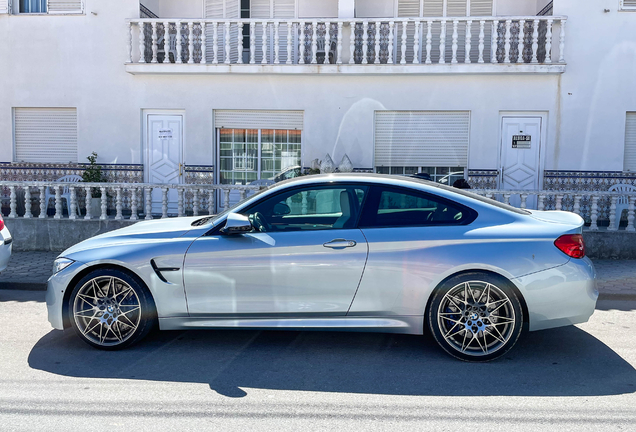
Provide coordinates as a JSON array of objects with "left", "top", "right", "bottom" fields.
[
  {"left": 362, "top": 21, "right": 369, "bottom": 65},
  {"left": 54, "top": 187, "right": 62, "bottom": 219},
  {"left": 84, "top": 186, "right": 91, "bottom": 219},
  {"left": 311, "top": 21, "right": 318, "bottom": 64},
  {"left": 348, "top": 21, "right": 356, "bottom": 65},
  {"left": 115, "top": 187, "right": 123, "bottom": 220},
  {"left": 490, "top": 20, "right": 498, "bottom": 64},
  {"left": 503, "top": 20, "right": 511, "bottom": 63},
  {"left": 439, "top": 20, "right": 446, "bottom": 64},
  {"left": 425, "top": 21, "right": 432, "bottom": 64},
  {"left": 70, "top": 186, "right": 77, "bottom": 220},
  {"left": 178, "top": 189, "right": 185, "bottom": 217},
  {"left": 478, "top": 20, "right": 485, "bottom": 63},
  {"left": 413, "top": 21, "right": 420, "bottom": 64},
  {"left": 163, "top": 21, "right": 170, "bottom": 63},
  {"left": 373, "top": 22, "right": 380, "bottom": 65},
  {"left": 130, "top": 187, "right": 138, "bottom": 221},
  {"left": 151, "top": 22, "right": 158, "bottom": 63},
  {"left": 100, "top": 187, "right": 108, "bottom": 220},
  {"left": 400, "top": 22, "right": 407, "bottom": 65},
  {"left": 517, "top": 20, "right": 525, "bottom": 63},
  {"left": 161, "top": 187, "right": 169, "bottom": 218},
  {"left": 145, "top": 187, "right": 153, "bottom": 220},
  {"left": 287, "top": 23, "right": 293, "bottom": 65},
  {"left": 451, "top": 20, "right": 459, "bottom": 64},
  {"left": 24, "top": 186, "right": 32, "bottom": 219},
  {"left": 274, "top": 22, "right": 280, "bottom": 64},
  {"left": 201, "top": 23, "right": 207, "bottom": 64},
  {"left": 238, "top": 22, "right": 244, "bottom": 64},
  {"left": 188, "top": 22, "right": 195, "bottom": 64},
  {"left": 545, "top": 18, "right": 554, "bottom": 64},
  {"left": 464, "top": 20, "right": 472, "bottom": 64},
  {"left": 128, "top": 17, "right": 567, "bottom": 68},
  {"left": 262, "top": 22, "right": 269, "bottom": 65},
  {"left": 531, "top": 19, "right": 539, "bottom": 63}
]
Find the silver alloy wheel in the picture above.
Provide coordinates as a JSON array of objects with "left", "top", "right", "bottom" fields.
[
  {"left": 437, "top": 280, "right": 516, "bottom": 357},
  {"left": 72, "top": 276, "right": 142, "bottom": 347}
]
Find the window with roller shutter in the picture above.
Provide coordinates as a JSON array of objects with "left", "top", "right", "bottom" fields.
[
  {"left": 13, "top": 108, "right": 78, "bottom": 163},
  {"left": 374, "top": 111, "right": 470, "bottom": 174},
  {"left": 11, "top": 0, "right": 84, "bottom": 14},
  {"left": 620, "top": 0, "right": 636, "bottom": 10}
]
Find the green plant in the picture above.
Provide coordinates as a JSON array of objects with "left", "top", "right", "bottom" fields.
[{"left": 82, "top": 152, "right": 107, "bottom": 198}]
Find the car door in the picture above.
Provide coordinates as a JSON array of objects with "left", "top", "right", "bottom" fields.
[
  {"left": 349, "top": 185, "right": 477, "bottom": 317},
  {"left": 183, "top": 184, "right": 369, "bottom": 317}
]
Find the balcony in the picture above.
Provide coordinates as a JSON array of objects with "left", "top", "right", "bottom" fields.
[{"left": 125, "top": 16, "right": 567, "bottom": 75}]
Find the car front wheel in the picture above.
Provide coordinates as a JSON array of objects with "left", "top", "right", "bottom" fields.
[
  {"left": 69, "top": 268, "right": 156, "bottom": 350},
  {"left": 427, "top": 272, "right": 524, "bottom": 362}
]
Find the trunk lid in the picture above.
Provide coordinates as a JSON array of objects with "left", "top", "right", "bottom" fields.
[{"left": 527, "top": 210, "right": 584, "bottom": 232}]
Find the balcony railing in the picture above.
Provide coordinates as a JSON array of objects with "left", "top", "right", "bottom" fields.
[
  {"left": 125, "top": 16, "right": 567, "bottom": 74},
  {"left": 2, "top": 182, "right": 635, "bottom": 231},
  {"left": 0, "top": 182, "right": 261, "bottom": 220}
]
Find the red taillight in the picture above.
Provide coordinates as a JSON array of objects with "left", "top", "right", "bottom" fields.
[
  {"left": 554, "top": 234, "right": 585, "bottom": 258},
  {"left": 0, "top": 214, "right": 4, "bottom": 231}
]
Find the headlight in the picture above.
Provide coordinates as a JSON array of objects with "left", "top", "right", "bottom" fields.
[{"left": 53, "top": 258, "right": 74, "bottom": 274}]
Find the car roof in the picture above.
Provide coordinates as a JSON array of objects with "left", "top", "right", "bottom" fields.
[{"left": 268, "top": 173, "right": 529, "bottom": 216}]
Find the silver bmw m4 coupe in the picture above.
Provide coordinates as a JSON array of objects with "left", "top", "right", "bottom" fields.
[{"left": 46, "top": 174, "right": 597, "bottom": 361}]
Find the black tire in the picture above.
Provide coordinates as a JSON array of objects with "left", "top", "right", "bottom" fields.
[
  {"left": 427, "top": 272, "right": 524, "bottom": 362},
  {"left": 68, "top": 268, "right": 156, "bottom": 350}
]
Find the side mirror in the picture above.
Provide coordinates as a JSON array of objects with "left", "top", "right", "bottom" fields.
[
  {"left": 220, "top": 213, "right": 252, "bottom": 234},
  {"left": 273, "top": 202, "right": 291, "bottom": 215}
]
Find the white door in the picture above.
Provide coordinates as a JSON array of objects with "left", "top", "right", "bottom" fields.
[
  {"left": 146, "top": 115, "right": 183, "bottom": 215},
  {"left": 500, "top": 116, "right": 542, "bottom": 208}
]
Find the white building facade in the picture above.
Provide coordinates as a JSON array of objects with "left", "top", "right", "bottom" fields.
[{"left": 0, "top": 0, "right": 635, "bottom": 211}]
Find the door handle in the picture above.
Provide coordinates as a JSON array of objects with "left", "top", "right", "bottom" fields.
[
  {"left": 179, "top": 163, "right": 183, "bottom": 176},
  {"left": 323, "top": 239, "right": 357, "bottom": 248}
]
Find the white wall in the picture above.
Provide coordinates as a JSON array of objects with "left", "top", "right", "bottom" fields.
[
  {"left": 1, "top": 0, "right": 633, "bottom": 177},
  {"left": 298, "top": 0, "right": 338, "bottom": 18},
  {"left": 156, "top": 0, "right": 203, "bottom": 18},
  {"left": 553, "top": 0, "right": 636, "bottom": 171},
  {"left": 355, "top": 0, "right": 394, "bottom": 18},
  {"left": 497, "top": 0, "right": 539, "bottom": 16}
]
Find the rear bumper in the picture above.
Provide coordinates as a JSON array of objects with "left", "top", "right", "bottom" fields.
[
  {"left": 0, "top": 226, "right": 12, "bottom": 273},
  {"left": 515, "top": 257, "right": 598, "bottom": 331}
]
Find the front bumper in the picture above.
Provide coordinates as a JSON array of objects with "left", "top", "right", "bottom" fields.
[
  {"left": 46, "top": 260, "right": 87, "bottom": 330},
  {"left": 516, "top": 256, "right": 598, "bottom": 331}
]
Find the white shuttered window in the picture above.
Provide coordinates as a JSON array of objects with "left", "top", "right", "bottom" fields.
[
  {"left": 0, "top": 0, "right": 9, "bottom": 14},
  {"left": 625, "top": 113, "right": 636, "bottom": 171},
  {"left": 47, "top": 0, "right": 83, "bottom": 14},
  {"left": 14, "top": 108, "right": 78, "bottom": 163},
  {"left": 375, "top": 111, "right": 469, "bottom": 167},
  {"left": 620, "top": 1, "right": 636, "bottom": 11},
  {"left": 214, "top": 110, "right": 303, "bottom": 130}
]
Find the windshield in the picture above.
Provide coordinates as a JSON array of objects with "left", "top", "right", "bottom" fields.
[{"left": 425, "top": 181, "right": 531, "bottom": 215}]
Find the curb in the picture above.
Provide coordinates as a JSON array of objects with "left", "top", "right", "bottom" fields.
[{"left": 0, "top": 282, "right": 47, "bottom": 291}]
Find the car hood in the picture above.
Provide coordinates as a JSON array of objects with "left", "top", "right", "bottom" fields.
[{"left": 60, "top": 216, "right": 202, "bottom": 256}]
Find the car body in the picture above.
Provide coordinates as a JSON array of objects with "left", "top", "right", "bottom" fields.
[
  {"left": 46, "top": 174, "right": 597, "bottom": 361},
  {"left": 0, "top": 214, "right": 12, "bottom": 273}
]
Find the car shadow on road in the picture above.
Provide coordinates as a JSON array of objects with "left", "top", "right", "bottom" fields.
[{"left": 28, "top": 323, "right": 636, "bottom": 398}]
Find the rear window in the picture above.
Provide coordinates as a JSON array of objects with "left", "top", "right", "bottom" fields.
[
  {"left": 359, "top": 185, "right": 477, "bottom": 228},
  {"left": 415, "top": 179, "right": 531, "bottom": 215}
]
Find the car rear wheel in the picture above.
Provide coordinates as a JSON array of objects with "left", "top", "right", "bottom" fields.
[
  {"left": 69, "top": 268, "right": 156, "bottom": 350},
  {"left": 427, "top": 272, "right": 523, "bottom": 362}
]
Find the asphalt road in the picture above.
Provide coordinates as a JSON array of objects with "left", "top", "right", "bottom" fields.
[{"left": 1, "top": 290, "right": 635, "bottom": 431}]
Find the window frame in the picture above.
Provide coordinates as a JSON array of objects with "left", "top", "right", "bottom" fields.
[
  {"left": 13, "top": 0, "right": 84, "bottom": 15},
  {"left": 620, "top": 0, "right": 636, "bottom": 11},
  {"left": 358, "top": 184, "right": 478, "bottom": 229},
  {"left": 238, "top": 182, "right": 370, "bottom": 233}
]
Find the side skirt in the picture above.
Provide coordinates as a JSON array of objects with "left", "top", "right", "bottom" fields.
[{"left": 158, "top": 316, "right": 424, "bottom": 335}]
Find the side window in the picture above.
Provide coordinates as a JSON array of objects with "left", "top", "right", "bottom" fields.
[
  {"left": 359, "top": 186, "right": 474, "bottom": 228},
  {"left": 240, "top": 185, "right": 368, "bottom": 232}
]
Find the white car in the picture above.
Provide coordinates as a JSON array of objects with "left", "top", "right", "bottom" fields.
[{"left": 0, "top": 213, "right": 12, "bottom": 273}]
